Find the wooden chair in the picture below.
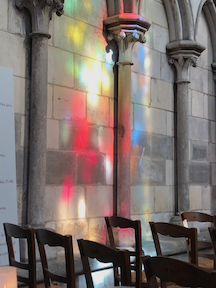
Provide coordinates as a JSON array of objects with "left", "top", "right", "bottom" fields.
[
  {"left": 77, "top": 239, "right": 132, "bottom": 288},
  {"left": 105, "top": 216, "right": 144, "bottom": 288},
  {"left": 143, "top": 255, "right": 216, "bottom": 288},
  {"left": 3, "top": 223, "right": 37, "bottom": 288},
  {"left": 36, "top": 229, "right": 75, "bottom": 288},
  {"left": 149, "top": 222, "right": 198, "bottom": 265},
  {"left": 180, "top": 211, "right": 216, "bottom": 268}
]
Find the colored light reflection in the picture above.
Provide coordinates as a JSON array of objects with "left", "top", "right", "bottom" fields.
[{"left": 78, "top": 199, "right": 86, "bottom": 218}]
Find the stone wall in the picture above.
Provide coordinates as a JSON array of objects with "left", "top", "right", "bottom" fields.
[{"left": 0, "top": 0, "right": 215, "bottom": 251}]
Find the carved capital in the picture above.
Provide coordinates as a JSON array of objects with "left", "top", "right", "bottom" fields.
[
  {"left": 103, "top": 13, "right": 150, "bottom": 63},
  {"left": 169, "top": 56, "right": 197, "bottom": 83},
  {"left": 16, "top": 0, "right": 64, "bottom": 37},
  {"left": 167, "top": 40, "right": 205, "bottom": 83}
]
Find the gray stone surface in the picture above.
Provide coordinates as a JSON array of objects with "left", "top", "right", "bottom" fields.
[
  {"left": 60, "top": 121, "right": 99, "bottom": 152},
  {"left": 190, "top": 141, "right": 208, "bottom": 161},
  {"left": 189, "top": 162, "right": 210, "bottom": 185},
  {"left": 131, "top": 157, "right": 165, "bottom": 185},
  {"left": 131, "top": 131, "right": 173, "bottom": 160},
  {"left": 77, "top": 153, "right": 105, "bottom": 184},
  {"left": 16, "top": 148, "right": 24, "bottom": 186},
  {"left": 189, "top": 116, "right": 209, "bottom": 142},
  {"left": 46, "top": 150, "right": 76, "bottom": 185}
]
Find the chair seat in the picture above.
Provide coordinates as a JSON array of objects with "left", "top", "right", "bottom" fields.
[
  {"left": 22, "top": 284, "right": 62, "bottom": 288},
  {"left": 198, "top": 259, "right": 214, "bottom": 269},
  {"left": 117, "top": 270, "right": 160, "bottom": 286}
]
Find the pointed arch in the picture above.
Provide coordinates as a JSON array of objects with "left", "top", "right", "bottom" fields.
[
  {"left": 195, "top": 0, "right": 216, "bottom": 62},
  {"left": 177, "top": 0, "right": 194, "bottom": 40},
  {"left": 162, "top": 0, "right": 183, "bottom": 41}
]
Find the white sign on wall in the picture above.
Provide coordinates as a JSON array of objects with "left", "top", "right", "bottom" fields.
[{"left": 0, "top": 67, "right": 19, "bottom": 265}]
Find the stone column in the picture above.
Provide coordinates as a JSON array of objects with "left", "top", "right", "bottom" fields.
[
  {"left": 16, "top": 0, "right": 64, "bottom": 226},
  {"left": 167, "top": 41, "right": 205, "bottom": 212},
  {"left": 104, "top": 15, "right": 150, "bottom": 217}
]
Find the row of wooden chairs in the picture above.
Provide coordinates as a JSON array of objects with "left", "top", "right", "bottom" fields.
[{"left": 4, "top": 211, "right": 216, "bottom": 288}]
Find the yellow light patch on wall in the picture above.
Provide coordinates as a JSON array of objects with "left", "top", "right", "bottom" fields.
[
  {"left": 78, "top": 199, "right": 86, "bottom": 218},
  {"left": 66, "top": 21, "right": 86, "bottom": 47}
]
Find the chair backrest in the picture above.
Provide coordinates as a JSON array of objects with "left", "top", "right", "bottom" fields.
[
  {"left": 77, "top": 239, "right": 132, "bottom": 288},
  {"left": 208, "top": 227, "right": 216, "bottom": 262},
  {"left": 149, "top": 222, "right": 198, "bottom": 264},
  {"left": 105, "top": 216, "right": 142, "bottom": 288},
  {"left": 36, "top": 229, "right": 75, "bottom": 288},
  {"left": 144, "top": 256, "right": 216, "bottom": 288},
  {"left": 180, "top": 211, "right": 216, "bottom": 226},
  {"left": 3, "top": 223, "right": 36, "bottom": 288}
]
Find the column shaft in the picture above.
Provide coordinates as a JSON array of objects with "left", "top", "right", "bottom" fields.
[
  {"left": 177, "top": 82, "right": 189, "bottom": 212},
  {"left": 28, "top": 36, "right": 48, "bottom": 225},
  {"left": 117, "top": 63, "right": 132, "bottom": 217}
]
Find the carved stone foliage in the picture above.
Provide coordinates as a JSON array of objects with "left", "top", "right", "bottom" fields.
[
  {"left": 168, "top": 56, "right": 197, "bottom": 83},
  {"left": 103, "top": 14, "right": 150, "bottom": 63},
  {"left": 16, "top": 0, "right": 64, "bottom": 35}
]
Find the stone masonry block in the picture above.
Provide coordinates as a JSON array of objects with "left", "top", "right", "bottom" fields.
[
  {"left": 102, "top": 63, "right": 114, "bottom": 98},
  {"left": 189, "top": 117, "right": 209, "bottom": 142},
  {"left": 131, "top": 72, "right": 151, "bottom": 106},
  {"left": 55, "top": 219, "right": 88, "bottom": 254},
  {"left": 62, "top": 0, "right": 73, "bottom": 17},
  {"left": 98, "top": 127, "right": 113, "bottom": 154},
  {"left": 15, "top": 114, "right": 22, "bottom": 147},
  {"left": 77, "top": 153, "right": 105, "bottom": 184},
  {"left": 131, "top": 186, "right": 154, "bottom": 215},
  {"left": 189, "top": 186, "right": 202, "bottom": 211},
  {"left": 204, "top": 94, "right": 216, "bottom": 121},
  {"left": 0, "top": 31, "right": 26, "bottom": 78},
  {"left": 153, "top": 24, "right": 169, "bottom": 53},
  {"left": 0, "top": 1, "right": 8, "bottom": 31},
  {"left": 151, "top": 78, "right": 174, "bottom": 111},
  {"left": 53, "top": 86, "right": 86, "bottom": 121},
  {"left": 131, "top": 157, "right": 165, "bottom": 185},
  {"left": 14, "top": 76, "right": 29, "bottom": 115},
  {"left": 134, "top": 105, "right": 166, "bottom": 135},
  {"left": 161, "top": 53, "right": 175, "bottom": 84},
  {"left": 8, "top": 0, "right": 29, "bottom": 36},
  {"left": 190, "top": 141, "right": 208, "bottom": 161},
  {"left": 44, "top": 186, "right": 68, "bottom": 221},
  {"left": 86, "top": 186, "right": 113, "bottom": 218},
  {"left": 88, "top": 218, "right": 107, "bottom": 244},
  {"left": 212, "top": 164, "right": 216, "bottom": 186},
  {"left": 110, "top": 98, "right": 114, "bottom": 128},
  {"left": 131, "top": 131, "right": 173, "bottom": 160},
  {"left": 132, "top": 44, "right": 161, "bottom": 79},
  {"left": 68, "top": 186, "right": 86, "bottom": 219},
  {"left": 155, "top": 186, "right": 174, "bottom": 213},
  {"left": 167, "top": 111, "right": 174, "bottom": 136},
  {"left": 191, "top": 90, "right": 204, "bottom": 118},
  {"left": 209, "top": 143, "right": 216, "bottom": 163},
  {"left": 211, "top": 121, "right": 216, "bottom": 143},
  {"left": 202, "top": 186, "right": 211, "bottom": 210},
  {"left": 60, "top": 121, "right": 99, "bottom": 152},
  {"left": 207, "top": 70, "right": 215, "bottom": 96},
  {"left": 46, "top": 150, "right": 76, "bottom": 185},
  {"left": 74, "top": 0, "right": 106, "bottom": 29},
  {"left": 189, "top": 162, "right": 210, "bottom": 185},
  {"left": 145, "top": 0, "right": 168, "bottom": 28},
  {"left": 16, "top": 148, "right": 24, "bottom": 186},
  {"left": 106, "top": 154, "right": 113, "bottom": 185},
  {"left": 47, "top": 119, "right": 59, "bottom": 149},
  {"left": 54, "top": 16, "right": 105, "bottom": 62},
  {"left": 166, "top": 160, "right": 174, "bottom": 186},
  {"left": 74, "top": 55, "right": 102, "bottom": 94},
  {"left": 189, "top": 66, "right": 208, "bottom": 94},
  {"left": 48, "top": 46, "right": 74, "bottom": 88},
  {"left": 47, "top": 85, "right": 53, "bottom": 119},
  {"left": 87, "top": 94, "right": 109, "bottom": 126}
]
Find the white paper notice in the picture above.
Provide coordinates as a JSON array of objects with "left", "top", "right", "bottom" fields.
[{"left": 0, "top": 67, "right": 19, "bottom": 265}]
